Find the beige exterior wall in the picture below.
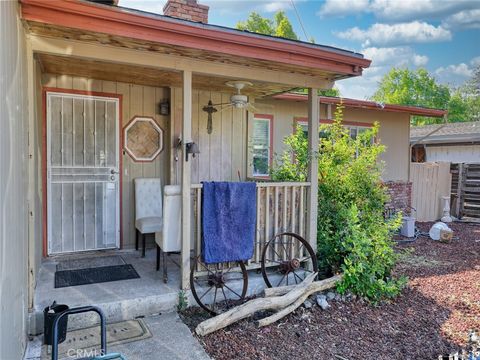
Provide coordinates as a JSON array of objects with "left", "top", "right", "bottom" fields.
[
  {"left": 254, "top": 99, "right": 411, "bottom": 182},
  {"left": 0, "top": 2, "right": 30, "bottom": 358},
  {"left": 39, "top": 73, "right": 170, "bottom": 249}
]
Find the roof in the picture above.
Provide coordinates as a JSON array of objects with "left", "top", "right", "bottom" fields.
[
  {"left": 272, "top": 93, "right": 447, "bottom": 118},
  {"left": 20, "top": 0, "right": 371, "bottom": 80},
  {"left": 410, "top": 121, "right": 480, "bottom": 145}
]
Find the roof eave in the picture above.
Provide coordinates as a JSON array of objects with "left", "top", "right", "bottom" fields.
[
  {"left": 410, "top": 134, "right": 480, "bottom": 144},
  {"left": 272, "top": 93, "right": 447, "bottom": 117},
  {"left": 20, "top": 0, "right": 371, "bottom": 78}
]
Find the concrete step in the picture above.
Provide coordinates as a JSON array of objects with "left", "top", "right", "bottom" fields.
[{"left": 28, "top": 291, "right": 181, "bottom": 336}]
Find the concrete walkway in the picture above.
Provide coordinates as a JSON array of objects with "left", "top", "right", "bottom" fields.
[
  {"left": 108, "top": 313, "right": 210, "bottom": 360},
  {"left": 24, "top": 312, "right": 211, "bottom": 360}
]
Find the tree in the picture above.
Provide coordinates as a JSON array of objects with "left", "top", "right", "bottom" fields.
[
  {"left": 372, "top": 68, "right": 450, "bottom": 125},
  {"left": 273, "top": 11, "right": 297, "bottom": 40},
  {"left": 462, "top": 65, "right": 480, "bottom": 121},
  {"left": 294, "top": 87, "right": 341, "bottom": 97},
  {"left": 372, "top": 67, "right": 480, "bottom": 125},
  {"left": 236, "top": 11, "right": 298, "bottom": 40},
  {"left": 270, "top": 105, "right": 405, "bottom": 302}
]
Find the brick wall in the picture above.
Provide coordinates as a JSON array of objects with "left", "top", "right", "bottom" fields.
[
  {"left": 384, "top": 181, "right": 412, "bottom": 215},
  {"left": 163, "top": 0, "right": 209, "bottom": 23}
]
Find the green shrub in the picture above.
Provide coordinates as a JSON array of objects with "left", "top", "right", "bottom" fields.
[{"left": 271, "top": 104, "right": 405, "bottom": 302}]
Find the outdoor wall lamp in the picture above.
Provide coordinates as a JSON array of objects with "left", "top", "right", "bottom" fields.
[
  {"left": 158, "top": 99, "right": 170, "bottom": 116},
  {"left": 185, "top": 142, "right": 200, "bottom": 161}
]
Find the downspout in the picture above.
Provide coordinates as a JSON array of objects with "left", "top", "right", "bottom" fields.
[{"left": 408, "top": 113, "right": 448, "bottom": 182}]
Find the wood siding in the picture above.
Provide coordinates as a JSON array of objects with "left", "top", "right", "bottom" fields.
[
  {"left": 426, "top": 145, "right": 480, "bottom": 163},
  {"left": 255, "top": 99, "right": 411, "bottom": 182},
  {"left": 410, "top": 162, "right": 451, "bottom": 221},
  {"left": 0, "top": 2, "right": 29, "bottom": 357},
  {"left": 40, "top": 73, "right": 170, "bottom": 248},
  {"left": 170, "top": 87, "right": 248, "bottom": 184}
]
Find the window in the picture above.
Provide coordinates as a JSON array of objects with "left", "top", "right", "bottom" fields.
[
  {"left": 295, "top": 119, "right": 372, "bottom": 141},
  {"left": 252, "top": 116, "right": 272, "bottom": 177},
  {"left": 296, "top": 121, "right": 327, "bottom": 139}
]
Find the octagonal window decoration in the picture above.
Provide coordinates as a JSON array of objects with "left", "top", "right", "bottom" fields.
[{"left": 124, "top": 116, "right": 164, "bottom": 162}]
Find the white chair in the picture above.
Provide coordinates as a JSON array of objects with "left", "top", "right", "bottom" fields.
[
  {"left": 155, "top": 185, "right": 181, "bottom": 283},
  {"left": 134, "top": 178, "right": 163, "bottom": 257}
]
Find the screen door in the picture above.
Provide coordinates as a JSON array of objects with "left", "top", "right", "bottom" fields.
[{"left": 46, "top": 92, "right": 120, "bottom": 254}]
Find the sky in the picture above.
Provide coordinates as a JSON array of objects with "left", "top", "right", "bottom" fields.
[{"left": 119, "top": 0, "right": 480, "bottom": 100}]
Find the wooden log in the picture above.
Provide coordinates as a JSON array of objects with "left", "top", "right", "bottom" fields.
[
  {"left": 257, "top": 275, "right": 342, "bottom": 328},
  {"left": 263, "top": 274, "right": 343, "bottom": 297},
  {"left": 195, "top": 272, "right": 317, "bottom": 336}
]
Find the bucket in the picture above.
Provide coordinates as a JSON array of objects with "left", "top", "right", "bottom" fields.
[
  {"left": 429, "top": 222, "right": 450, "bottom": 241},
  {"left": 43, "top": 302, "right": 69, "bottom": 345},
  {"left": 400, "top": 216, "right": 416, "bottom": 238}
]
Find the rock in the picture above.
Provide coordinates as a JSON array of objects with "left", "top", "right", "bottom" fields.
[
  {"left": 326, "top": 292, "right": 336, "bottom": 301},
  {"left": 303, "top": 300, "right": 313, "bottom": 309},
  {"left": 316, "top": 294, "right": 330, "bottom": 310}
]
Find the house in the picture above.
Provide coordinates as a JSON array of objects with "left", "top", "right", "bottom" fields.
[
  {"left": 0, "top": 0, "right": 446, "bottom": 357},
  {"left": 411, "top": 121, "right": 480, "bottom": 163},
  {"left": 252, "top": 94, "right": 446, "bottom": 211}
]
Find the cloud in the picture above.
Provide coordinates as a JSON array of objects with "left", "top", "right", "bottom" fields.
[
  {"left": 369, "top": 0, "right": 479, "bottom": 21},
  {"left": 119, "top": 0, "right": 166, "bottom": 14},
  {"left": 471, "top": 56, "right": 480, "bottom": 68},
  {"left": 118, "top": 0, "right": 291, "bottom": 16},
  {"left": 413, "top": 54, "right": 429, "bottom": 67},
  {"left": 318, "top": 0, "right": 480, "bottom": 22},
  {"left": 434, "top": 56, "right": 480, "bottom": 86},
  {"left": 336, "top": 63, "right": 390, "bottom": 100},
  {"left": 436, "top": 63, "right": 473, "bottom": 78},
  {"left": 442, "top": 9, "right": 480, "bottom": 29},
  {"left": 337, "top": 46, "right": 429, "bottom": 98},
  {"left": 260, "top": 1, "right": 294, "bottom": 12},
  {"left": 336, "top": 21, "right": 451, "bottom": 46},
  {"left": 362, "top": 46, "right": 428, "bottom": 67},
  {"left": 318, "top": 0, "right": 369, "bottom": 17}
]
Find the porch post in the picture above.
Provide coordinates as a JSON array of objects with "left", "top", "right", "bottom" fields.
[
  {"left": 306, "top": 88, "right": 319, "bottom": 252},
  {"left": 181, "top": 70, "right": 192, "bottom": 289}
]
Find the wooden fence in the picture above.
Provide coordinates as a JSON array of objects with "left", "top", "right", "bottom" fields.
[
  {"left": 410, "top": 162, "right": 452, "bottom": 221},
  {"left": 191, "top": 182, "right": 310, "bottom": 272},
  {"left": 450, "top": 163, "right": 480, "bottom": 219}
]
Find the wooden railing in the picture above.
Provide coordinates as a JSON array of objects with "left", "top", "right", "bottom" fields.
[{"left": 191, "top": 182, "right": 310, "bottom": 271}]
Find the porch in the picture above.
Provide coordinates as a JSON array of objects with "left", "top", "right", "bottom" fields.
[
  {"left": 30, "top": 243, "right": 301, "bottom": 337},
  {"left": 21, "top": 0, "right": 370, "bottom": 336}
]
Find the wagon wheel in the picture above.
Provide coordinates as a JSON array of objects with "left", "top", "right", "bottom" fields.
[
  {"left": 190, "top": 257, "right": 248, "bottom": 316},
  {"left": 261, "top": 232, "right": 318, "bottom": 288}
]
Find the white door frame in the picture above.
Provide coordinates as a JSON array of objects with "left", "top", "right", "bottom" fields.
[{"left": 46, "top": 91, "right": 121, "bottom": 255}]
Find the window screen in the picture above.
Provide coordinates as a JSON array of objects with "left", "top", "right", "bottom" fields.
[{"left": 252, "top": 118, "right": 271, "bottom": 176}]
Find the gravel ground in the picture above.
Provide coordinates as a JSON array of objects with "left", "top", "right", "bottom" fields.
[{"left": 181, "top": 221, "right": 480, "bottom": 360}]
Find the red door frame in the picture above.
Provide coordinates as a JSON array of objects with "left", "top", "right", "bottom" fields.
[{"left": 42, "top": 87, "right": 123, "bottom": 256}]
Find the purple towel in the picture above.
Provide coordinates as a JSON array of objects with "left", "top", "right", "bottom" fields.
[{"left": 201, "top": 182, "right": 256, "bottom": 264}]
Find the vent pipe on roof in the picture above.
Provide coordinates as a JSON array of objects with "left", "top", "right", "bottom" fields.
[{"left": 163, "top": 0, "right": 209, "bottom": 23}]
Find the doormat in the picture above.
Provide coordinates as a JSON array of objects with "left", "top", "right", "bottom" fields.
[
  {"left": 54, "top": 264, "right": 140, "bottom": 288},
  {"left": 56, "top": 255, "right": 126, "bottom": 271},
  {"left": 42, "top": 319, "right": 152, "bottom": 359}
]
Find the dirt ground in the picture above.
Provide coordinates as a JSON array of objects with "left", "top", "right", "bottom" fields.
[{"left": 181, "top": 221, "right": 480, "bottom": 360}]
